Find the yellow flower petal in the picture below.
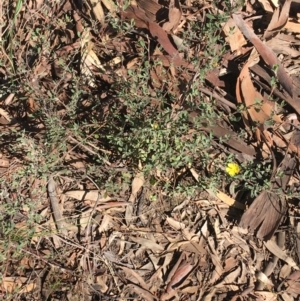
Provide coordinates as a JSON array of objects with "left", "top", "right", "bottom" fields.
[
  {"left": 152, "top": 122, "right": 159, "bottom": 129},
  {"left": 226, "top": 163, "right": 240, "bottom": 177}
]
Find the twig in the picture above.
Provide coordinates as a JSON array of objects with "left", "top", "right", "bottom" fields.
[
  {"left": 48, "top": 176, "right": 68, "bottom": 237},
  {"left": 198, "top": 87, "right": 237, "bottom": 109},
  {"left": 68, "top": 135, "right": 111, "bottom": 166},
  {"left": 84, "top": 175, "right": 101, "bottom": 240}
]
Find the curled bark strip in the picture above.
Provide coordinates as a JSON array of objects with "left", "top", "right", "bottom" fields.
[
  {"left": 240, "top": 190, "right": 287, "bottom": 241},
  {"left": 48, "top": 176, "right": 68, "bottom": 236},
  {"left": 232, "top": 13, "right": 294, "bottom": 101},
  {"left": 240, "top": 152, "right": 296, "bottom": 241}
]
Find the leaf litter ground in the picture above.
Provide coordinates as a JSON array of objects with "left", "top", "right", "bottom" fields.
[{"left": 0, "top": 0, "right": 300, "bottom": 300}]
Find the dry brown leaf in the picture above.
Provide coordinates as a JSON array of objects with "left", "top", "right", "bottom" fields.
[
  {"left": 98, "top": 214, "right": 113, "bottom": 232},
  {"left": 126, "top": 57, "right": 140, "bottom": 69},
  {"left": 207, "top": 237, "right": 224, "bottom": 284},
  {"left": 264, "top": 0, "right": 291, "bottom": 39},
  {"left": 101, "top": 0, "right": 116, "bottom": 13},
  {"left": 125, "top": 203, "right": 134, "bottom": 226},
  {"left": 82, "top": 48, "right": 104, "bottom": 84},
  {"left": 223, "top": 17, "right": 247, "bottom": 51},
  {"left": 267, "top": 35, "right": 300, "bottom": 57},
  {"left": 269, "top": 0, "right": 279, "bottom": 7},
  {"left": 2, "top": 277, "right": 37, "bottom": 293},
  {"left": 19, "top": 256, "right": 32, "bottom": 270},
  {"left": 66, "top": 251, "right": 78, "bottom": 268},
  {"left": 126, "top": 172, "right": 144, "bottom": 225},
  {"left": 201, "top": 288, "right": 217, "bottom": 301},
  {"left": 28, "top": 0, "right": 44, "bottom": 9},
  {"left": 257, "top": 0, "right": 274, "bottom": 12},
  {"left": 280, "top": 264, "right": 292, "bottom": 279},
  {"left": 32, "top": 59, "right": 51, "bottom": 80},
  {"left": 181, "top": 285, "right": 199, "bottom": 294},
  {"left": 128, "top": 172, "right": 144, "bottom": 203},
  {"left": 287, "top": 270, "right": 300, "bottom": 281},
  {"left": 166, "top": 240, "right": 206, "bottom": 255},
  {"left": 230, "top": 227, "right": 251, "bottom": 253},
  {"left": 215, "top": 266, "right": 241, "bottom": 291},
  {"left": 280, "top": 292, "right": 293, "bottom": 301},
  {"left": 80, "top": 29, "right": 105, "bottom": 87},
  {"left": 67, "top": 157, "right": 86, "bottom": 170},
  {"left": 149, "top": 19, "right": 180, "bottom": 57},
  {"left": 126, "top": 283, "right": 158, "bottom": 301},
  {"left": 166, "top": 216, "right": 186, "bottom": 230},
  {"left": 27, "top": 97, "right": 38, "bottom": 113},
  {"left": 151, "top": 55, "right": 195, "bottom": 70},
  {"left": 0, "top": 108, "right": 12, "bottom": 124},
  {"left": 65, "top": 190, "right": 112, "bottom": 202},
  {"left": 264, "top": 240, "right": 299, "bottom": 269},
  {"left": 95, "top": 276, "right": 108, "bottom": 293},
  {"left": 162, "top": 0, "right": 182, "bottom": 32},
  {"left": 120, "top": 266, "right": 149, "bottom": 290},
  {"left": 129, "top": 236, "right": 164, "bottom": 253},
  {"left": 255, "top": 271, "right": 274, "bottom": 290},
  {"left": 207, "top": 188, "right": 246, "bottom": 210},
  {"left": 191, "top": 167, "right": 245, "bottom": 209},
  {"left": 4, "top": 93, "right": 14, "bottom": 106},
  {"left": 167, "top": 261, "right": 196, "bottom": 287},
  {"left": 96, "top": 201, "right": 129, "bottom": 210},
  {"left": 148, "top": 253, "right": 173, "bottom": 290},
  {"left": 0, "top": 158, "right": 9, "bottom": 168},
  {"left": 253, "top": 291, "right": 278, "bottom": 301},
  {"left": 233, "top": 13, "right": 294, "bottom": 101},
  {"left": 171, "top": 35, "right": 189, "bottom": 52},
  {"left": 161, "top": 258, "right": 197, "bottom": 301},
  {"left": 285, "top": 271, "right": 300, "bottom": 296},
  {"left": 88, "top": 0, "right": 105, "bottom": 24},
  {"left": 123, "top": 6, "right": 180, "bottom": 57},
  {"left": 236, "top": 57, "right": 280, "bottom": 126},
  {"left": 224, "top": 257, "right": 238, "bottom": 273},
  {"left": 137, "top": 0, "right": 162, "bottom": 22},
  {"left": 205, "top": 68, "right": 226, "bottom": 87},
  {"left": 55, "top": 42, "right": 80, "bottom": 56},
  {"left": 284, "top": 20, "right": 300, "bottom": 33}
]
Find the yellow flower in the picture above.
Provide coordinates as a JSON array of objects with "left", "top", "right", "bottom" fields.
[
  {"left": 152, "top": 122, "right": 159, "bottom": 130},
  {"left": 226, "top": 162, "right": 240, "bottom": 177}
]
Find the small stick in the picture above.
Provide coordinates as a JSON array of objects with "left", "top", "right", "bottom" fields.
[{"left": 48, "top": 176, "right": 68, "bottom": 237}]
